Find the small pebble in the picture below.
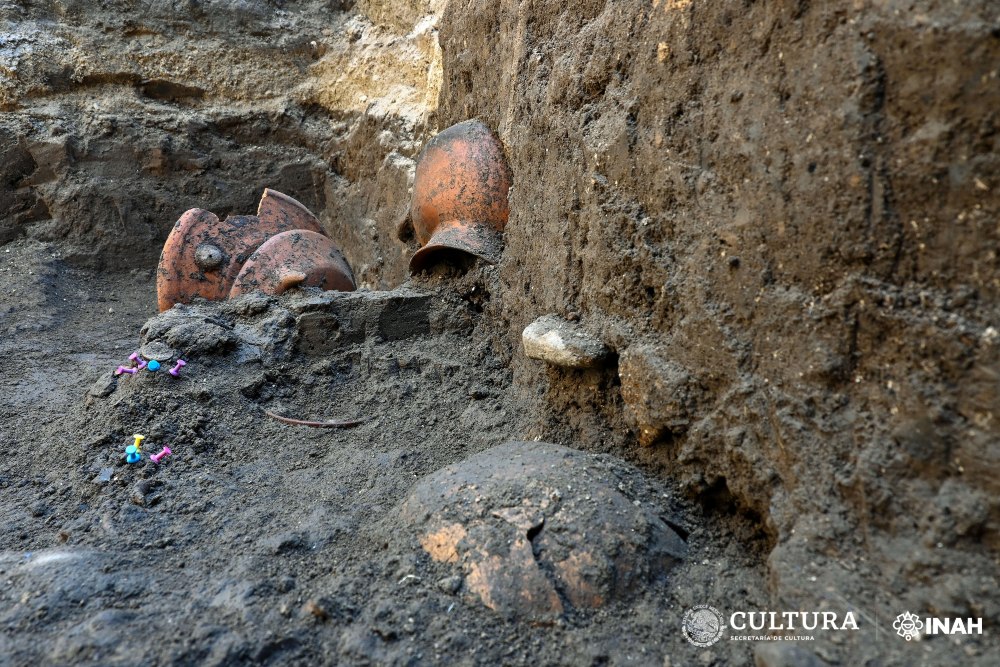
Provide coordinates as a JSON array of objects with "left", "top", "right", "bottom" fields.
[
  {"left": 88, "top": 372, "right": 118, "bottom": 398},
  {"left": 302, "top": 599, "right": 329, "bottom": 622},
  {"left": 131, "top": 480, "right": 157, "bottom": 506},
  {"left": 437, "top": 575, "right": 463, "bottom": 595},
  {"left": 139, "top": 340, "right": 179, "bottom": 362}
]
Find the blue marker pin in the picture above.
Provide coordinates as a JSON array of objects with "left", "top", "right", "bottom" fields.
[
  {"left": 126, "top": 434, "right": 144, "bottom": 463},
  {"left": 146, "top": 359, "right": 161, "bottom": 372}
]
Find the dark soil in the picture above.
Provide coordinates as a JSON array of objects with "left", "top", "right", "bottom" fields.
[
  {"left": 2, "top": 0, "right": 998, "bottom": 665},
  {"left": 0, "top": 239, "right": 772, "bottom": 666}
]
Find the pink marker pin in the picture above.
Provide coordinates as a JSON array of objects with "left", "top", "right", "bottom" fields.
[
  {"left": 128, "top": 352, "right": 147, "bottom": 369},
  {"left": 150, "top": 446, "right": 172, "bottom": 463},
  {"left": 115, "top": 366, "right": 138, "bottom": 376},
  {"left": 168, "top": 359, "right": 187, "bottom": 377}
]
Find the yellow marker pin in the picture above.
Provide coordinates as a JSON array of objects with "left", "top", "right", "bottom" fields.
[{"left": 132, "top": 434, "right": 146, "bottom": 452}]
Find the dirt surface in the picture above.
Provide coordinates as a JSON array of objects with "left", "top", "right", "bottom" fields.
[
  {"left": 2, "top": 0, "right": 999, "bottom": 665},
  {"left": 0, "top": 239, "right": 771, "bottom": 665}
]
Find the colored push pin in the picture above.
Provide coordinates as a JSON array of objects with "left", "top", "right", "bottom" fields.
[
  {"left": 115, "top": 366, "right": 137, "bottom": 376},
  {"left": 146, "top": 360, "right": 161, "bottom": 372},
  {"left": 150, "top": 446, "right": 172, "bottom": 464},
  {"left": 132, "top": 434, "right": 146, "bottom": 452},
  {"left": 168, "top": 359, "right": 187, "bottom": 377},
  {"left": 125, "top": 445, "right": 141, "bottom": 464}
]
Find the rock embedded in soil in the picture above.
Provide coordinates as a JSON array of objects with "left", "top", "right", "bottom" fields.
[
  {"left": 437, "top": 575, "right": 463, "bottom": 594},
  {"left": 163, "top": 319, "right": 237, "bottom": 356},
  {"left": 87, "top": 371, "right": 118, "bottom": 399},
  {"left": 619, "top": 345, "right": 700, "bottom": 446},
  {"left": 521, "top": 315, "right": 609, "bottom": 368},
  {"left": 139, "top": 340, "right": 178, "bottom": 362},
  {"left": 400, "top": 441, "right": 687, "bottom": 621},
  {"left": 91, "top": 468, "right": 113, "bottom": 485}
]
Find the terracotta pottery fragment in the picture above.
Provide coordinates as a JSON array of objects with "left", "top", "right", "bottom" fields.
[
  {"left": 156, "top": 190, "right": 329, "bottom": 311},
  {"left": 229, "top": 229, "right": 355, "bottom": 298}
]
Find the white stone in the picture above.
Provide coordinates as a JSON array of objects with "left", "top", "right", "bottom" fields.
[{"left": 522, "top": 315, "right": 609, "bottom": 368}]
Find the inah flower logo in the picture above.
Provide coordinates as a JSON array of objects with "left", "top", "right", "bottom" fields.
[{"left": 893, "top": 611, "right": 924, "bottom": 641}]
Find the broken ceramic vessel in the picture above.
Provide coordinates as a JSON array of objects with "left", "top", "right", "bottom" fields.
[{"left": 156, "top": 189, "right": 353, "bottom": 311}]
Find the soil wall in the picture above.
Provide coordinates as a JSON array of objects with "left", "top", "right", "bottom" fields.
[
  {"left": 1, "top": 0, "right": 438, "bottom": 289},
  {"left": 430, "top": 0, "right": 1000, "bottom": 629},
  {"left": 2, "top": 0, "right": 999, "bottom": 658}
]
